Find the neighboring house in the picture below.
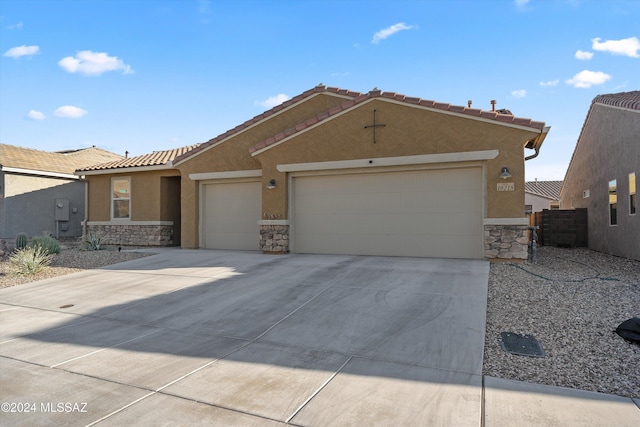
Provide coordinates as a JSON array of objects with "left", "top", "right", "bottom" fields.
[
  {"left": 0, "top": 144, "right": 123, "bottom": 240},
  {"left": 78, "top": 84, "right": 549, "bottom": 260},
  {"left": 525, "top": 180, "right": 562, "bottom": 213},
  {"left": 560, "top": 90, "right": 639, "bottom": 260}
]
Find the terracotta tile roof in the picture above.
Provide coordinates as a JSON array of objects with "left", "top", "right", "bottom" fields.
[
  {"left": 77, "top": 144, "right": 201, "bottom": 172},
  {"left": 525, "top": 180, "right": 563, "bottom": 200},
  {"left": 174, "top": 84, "right": 363, "bottom": 164},
  {"left": 0, "top": 144, "right": 123, "bottom": 175},
  {"left": 249, "top": 88, "right": 547, "bottom": 154},
  {"left": 593, "top": 90, "right": 640, "bottom": 110}
]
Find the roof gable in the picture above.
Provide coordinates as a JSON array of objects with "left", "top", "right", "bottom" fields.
[
  {"left": 0, "top": 144, "right": 123, "bottom": 176},
  {"left": 249, "top": 89, "right": 547, "bottom": 155},
  {"left": 562, "top": 90, "right": 640, "bottom": 190},
  {"left": 173, "top": 85, "right": 362, "bottom": 165}
]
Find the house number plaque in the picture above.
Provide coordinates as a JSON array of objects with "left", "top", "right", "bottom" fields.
[{"left": 497, "top": 182, "right": 515, "bottom": 191}]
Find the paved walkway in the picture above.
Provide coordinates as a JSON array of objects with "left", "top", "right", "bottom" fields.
[{"left": 0, "top": 249, "right": 638, "bottom": 426}]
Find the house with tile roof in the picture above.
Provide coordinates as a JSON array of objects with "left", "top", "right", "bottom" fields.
[
  {"left": 560, "top": 90, "right": 639, "bottom": 260},
  {"left": 0, "top": 144, "right": 122, "bottom": 240},
  {"left": 78, "top": 84, "right": 550, "bottom": 259},
  {"left": 525, "top": 180, "right": 562, "bottom": 213},
  {"left": 76, "top": 145, "right": 199, "bottom": 246}
]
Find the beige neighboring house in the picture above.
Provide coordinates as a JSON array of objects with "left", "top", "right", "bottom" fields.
[
  {"left": 525, "top": 180, "right": 562, "bottom": 213},
  {"left": 560, "top": 91, "right": 639, "bottom": 260},
  {"left": 0, "top": 144, "right": 123, "bottom": 240},
  {"left": 78, "top": 85, "right": 550, "bottom": 260}
]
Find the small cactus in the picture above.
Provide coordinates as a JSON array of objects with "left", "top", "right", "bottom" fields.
[{"left": 15, "top": 232, "right": 28, "bottom": 250}]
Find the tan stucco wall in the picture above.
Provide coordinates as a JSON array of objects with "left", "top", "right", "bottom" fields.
[
  {"left": 177, "top": 92, "right": 352, "bottom": 248},
  {"left": 254, "top": 99, "right": 539, "bottom": 220},
  {"left": 86, "top": 169, "right": 180, "bottom": 222}
]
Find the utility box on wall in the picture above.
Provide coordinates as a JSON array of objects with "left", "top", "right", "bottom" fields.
[{"left": 55, "top": 199, "right": 70, "bottom": 221}]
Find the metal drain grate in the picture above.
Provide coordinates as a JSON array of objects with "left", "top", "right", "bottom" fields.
[{"left": 499, "top": 332, "right": 545, "bottom": 357}]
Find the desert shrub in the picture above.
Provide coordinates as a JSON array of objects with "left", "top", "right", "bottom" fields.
[
  {"left": 31, "top": 236, "right": 61, "bottom": 255},
  {"left": 82, "top": 232, "right": 106, "bottom": 251},
  {"left": 9, "top": 246, "right": 54, "bottom": 275},
  {"left": 15, "top": 232, "right": 28, "bottom": 249},
  {"left": 1, "top": 239, "right": 15, "bottom": 261}
]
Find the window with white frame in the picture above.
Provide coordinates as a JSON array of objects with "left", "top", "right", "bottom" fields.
[
  {"left": 609, "top": 179, "right": 617, "bottom": 226},
  {"left": 630, "top": 173, "right": 637, "bottom": 215},
  {"left": 111, "top": 177, "right": 131, "bottom": 219}
]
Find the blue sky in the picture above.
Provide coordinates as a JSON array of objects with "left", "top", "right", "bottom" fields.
[{"left": 1, "top": 0, "right": 638, "bottom": 180}]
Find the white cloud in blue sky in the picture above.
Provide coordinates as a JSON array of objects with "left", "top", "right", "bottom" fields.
[
  {"left": 511, "top": 89, "right": 527, "bottom": 98},
  {"left": 592, "top": 37, "right": 640, "bottom": 58},
  {"left": 27, "top": 110, "right": 46, "bottom": 120},
  {"left": 371, "top": 23, "right": 415, "bottom": 44},
  {"left": 565, "top": 70, "right": 612, "bottom": 88},
  {"left": 575, "top": 50, "right": 593, "bottom": 60},
  {"left": 3, "top": 45, "right": 39, "bottom": 58},
  {"left": 539, "top": 79, "right": 559, "bottom": 87},
  {"left": 7, "top": 21, "right": 23, "bottom": 30},
  {"left": 58, "top": 51, "right": 133, "bottom": 76},
  {"left": 514, "top": 0, "right": 530, "bottom": 10},
  {"left": 54, "top": 106, "right": 88, "bottom": 118},
  {"left": 255, "top": 94, "right": 291, "bottom": 108}
]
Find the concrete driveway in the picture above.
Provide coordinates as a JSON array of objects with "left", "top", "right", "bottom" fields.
[{"left": 0, "top": 249, "right": 489, "bottom": 426}]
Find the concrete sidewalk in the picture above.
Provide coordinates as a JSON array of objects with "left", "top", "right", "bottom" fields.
[{"left": 0, "top": 249, "right": 638, "bottom": 426}]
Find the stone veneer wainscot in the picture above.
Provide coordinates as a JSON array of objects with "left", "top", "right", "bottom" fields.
[
  {"left": 260, "top": 222, "right": 289, "bottom": 253},
  {"left": 85, "top": 222, "right": 174, "bottom": 246},
  {"left": 484, "top": 224, "right": 530, "bottom": 259}
]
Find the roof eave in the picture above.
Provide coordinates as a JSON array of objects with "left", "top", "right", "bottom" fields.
[
  {"left": 2, "top": 166, "right": 79, "bottom": 180},
  {"left": 75, "top": 163, "right": 174, "bottom": 176}
]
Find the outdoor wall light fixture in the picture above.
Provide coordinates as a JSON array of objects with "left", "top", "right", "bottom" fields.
[
  {"left": 499, "top": 167, "right": 512, "bottom": 179},
  {"left": 266, "top": 179, "right": 276, "bottom": 189}
]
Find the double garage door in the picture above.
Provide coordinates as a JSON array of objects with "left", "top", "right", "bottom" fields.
[
  {"left": 292, "top": 167, "right": 484, "bottom": 259},
  {"left": 201, "top": 168, "right": 484, "bottom": 258}
]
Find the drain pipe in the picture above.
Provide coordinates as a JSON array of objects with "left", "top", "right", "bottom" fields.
[
  {"left": 525, "top": 146, "right": 540, "bottom": 161},
  {"left": 525, "top": 126, "right": 550, "bottom": 161}
]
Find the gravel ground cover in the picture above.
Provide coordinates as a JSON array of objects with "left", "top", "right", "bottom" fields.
[
  {"left": 0, "top": 245, "right": 154, "bottom": 289},
  {"left": 484, "top": 246, "right": 640, "bottom": 399},
  {"left": 1, "top": 244, "right": 638, "bottom": 398}
]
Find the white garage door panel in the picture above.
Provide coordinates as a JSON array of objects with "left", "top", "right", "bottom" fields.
[
  {"left": 203, "top": 181, "right": 261, "bottom": 250},
  {"left": 293, "top": 168, "right": 483, "bottom": 258}
]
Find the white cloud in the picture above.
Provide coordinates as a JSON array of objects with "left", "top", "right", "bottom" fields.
[
  {"left": 58, "top": 50, "right": 133, "bottom": 76},
  {"left": 515, "top": 0, "right": 530, "bottom": 9},
  {"left": 371, "top": 23, "right": 415, "bottom": 44},
  {"left": 565, "top": 70, "right": 611, "bottom": 88},
  {"left": 255, "top": 94, "right": 291, "bottom": 108},
  {"left": 54, "top": 105, "right": 88, "bottom": 118},
  {"left": 539, "top": 79, "right": 559, "bottom": 87},
  {"left": 27, "top": 110, "right": 46, "bottom": 120},
  {"left": 575, "top": 50, "right": 593, "bottom": 60},
  {"left": 592, "top": 37, "right": 640, "bottom": 58},
  {"left": 3, "top": 45, "right": 40, "bottom": 58},
  {"left": 7, "top": 21, "right": 23, "bottom": 30},
  {"left": 511, "top": 89, "right": 527, "bottom": 98}
]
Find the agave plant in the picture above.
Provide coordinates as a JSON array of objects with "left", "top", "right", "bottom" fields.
[
  {"left": 9, "top": 246, "right": 54, "bottom": 275},
  {"left": 83, "top": 232, "right": 106, "bottom": 251}
]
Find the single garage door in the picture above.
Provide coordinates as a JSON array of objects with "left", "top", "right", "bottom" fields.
[
  {"left": 292, "top": 167, "right": 483, "bottom": 258},
  {"left": 202, "top": 181, "right": 261, "bottom": 250}
]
